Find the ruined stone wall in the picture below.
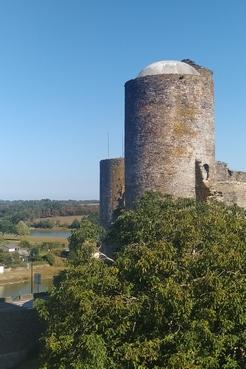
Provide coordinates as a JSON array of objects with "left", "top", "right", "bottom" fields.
[
  {"left": 125, "top": 68, "right": 215, "bottom": 207},
  {"left": 100, "top": 158, "right": 125, "bottom": 228},
  {"left": 215, "top": 161, "right": 246, "bottom": 182},
  {"left": 213, "top": 182, "right": 246, "bottom": 208},
  {"left": 212, "top": 161, "right": 246, "bottom": 208}
]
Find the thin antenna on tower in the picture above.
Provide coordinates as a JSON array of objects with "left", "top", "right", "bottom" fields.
[{"left": 107, "top": 132, "right": 110, "bottom": 158}]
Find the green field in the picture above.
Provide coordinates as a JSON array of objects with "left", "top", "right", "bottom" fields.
[{"left": 34, "top": 214, "right": 84, "bottom": 225}]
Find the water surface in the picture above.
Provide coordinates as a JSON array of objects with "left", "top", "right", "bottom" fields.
[
  {"left": 30, "top": 230, "right": 71, "bottom": 239},
  {"left": 0, "top": 279, "right": 53, "bottom": 298}
]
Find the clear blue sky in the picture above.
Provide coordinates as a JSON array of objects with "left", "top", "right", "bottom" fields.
[{"left": 0, "top": 0, "right": 245, "bottom": 200}]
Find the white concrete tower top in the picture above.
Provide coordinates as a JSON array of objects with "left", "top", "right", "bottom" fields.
[{"left": 138, "top": 60, "right": 200, "bottom": 77}]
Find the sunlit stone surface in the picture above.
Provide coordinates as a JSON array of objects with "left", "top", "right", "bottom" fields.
[{"left": 138, "top": 60, "right": 200, "bottom": 77}]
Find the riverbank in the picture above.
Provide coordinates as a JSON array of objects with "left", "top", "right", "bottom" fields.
[{"left": 0, "top": 264, "right": 65, "bottom": 286}]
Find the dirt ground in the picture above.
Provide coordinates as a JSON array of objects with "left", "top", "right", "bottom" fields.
[{"left": 0, "top": 264, "right": 66, "bottom": 285}]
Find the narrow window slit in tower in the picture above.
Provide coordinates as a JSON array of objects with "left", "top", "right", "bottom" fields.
[{"left": 203, "top": 164, "right": 209, "bottom": 180}]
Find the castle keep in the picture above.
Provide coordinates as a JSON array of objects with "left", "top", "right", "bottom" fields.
[
  {"left": 125, "top": 60, "right": 215, "bottom": 206},
  {"left": 100, "top": 60, "right": 246, "bottom": 227}
]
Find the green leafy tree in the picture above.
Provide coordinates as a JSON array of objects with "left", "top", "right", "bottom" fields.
[
  {"left": 68, "top": 217, "right": 103, "bottom": 258},
  {"left": 45, "top": 253, "right": 55, "bottom": 266},
  {"left": 87, "top": 213, "right": 100, "bottom": 225},
  {"left": 16, "top": 220, "right": 30, "bottom": 235},
  {"left": 0, "top": 219, "right": 16, "bottom": 234},
  {"left": 37, "top": 193, "right": 246, "bottom": 369},
  {"left": 69, "top": 218, "right": 81, "bottom": 229},
  {"left": 19, "top": 239, "right": 32, "bottom": 249},
  {"left": 0, "top": 249, "right": 12, "bottom": 265},
  {"left": 30, "top": 247, "right": 41, "bottom": 261}
]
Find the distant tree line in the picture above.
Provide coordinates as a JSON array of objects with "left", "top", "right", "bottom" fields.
[
  {"left": 0, "top": 200, "right": 99, "bottom": 233},
  {"left": 0, "top": 199, "right": 99, "bottom": 222}
]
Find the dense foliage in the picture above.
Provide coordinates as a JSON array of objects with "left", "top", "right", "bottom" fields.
[
  {"left": 68, "top": 217, "right": 103, "bottom": 263},
  {"left": 69, "top": 219, "right": 81, "bottom": 229},
  {"left": 0, "top": 219, "right": 16, "bottom": 234},
  {"left": 16, "top": 220, "right": 30, "bottom": 235},
  {"left": 37, "top": 193, "right": 246, "bottom": 369},
  {"left": 0, "top": 219, "right": 30, "bottom": 235}
]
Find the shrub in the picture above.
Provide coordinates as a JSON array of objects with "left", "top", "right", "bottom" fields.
[{"left": 44, "top": 253, "right": 55, "bottom": 266}]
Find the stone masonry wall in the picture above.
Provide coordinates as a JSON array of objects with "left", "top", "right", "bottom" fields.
[
  {"left": 212, "top": 161, "right": 246, "bottom": 208},
  {"left": 213, "top": 182, "right": 246, "bottom": 208},
  {"left": 215, "top": 161, "right": 246, "bottom": 182},
  {"left": 100, "top": 158, "right": 125, "bottom": 228},
  {"left": 125, "top": 69, "right": 215, "bottom": 207}
]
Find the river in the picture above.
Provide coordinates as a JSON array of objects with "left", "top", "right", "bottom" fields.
[
  {"left": 30, "top": 229, "right": 71, "bottom": 239},
  {"left": 0, "top": 279, "right": 53, "bottom": 298}
]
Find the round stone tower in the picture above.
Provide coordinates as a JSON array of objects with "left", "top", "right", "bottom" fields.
[
  {"left": 100, "top": 158, "right": 125, "bottom": 228},
  {"left": 125, "top": 60, "right": 215, "bottom": 207}
]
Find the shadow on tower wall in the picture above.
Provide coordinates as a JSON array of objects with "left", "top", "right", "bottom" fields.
[{"left": 195, "top": 160, "right": 211, "bottom": 201}]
